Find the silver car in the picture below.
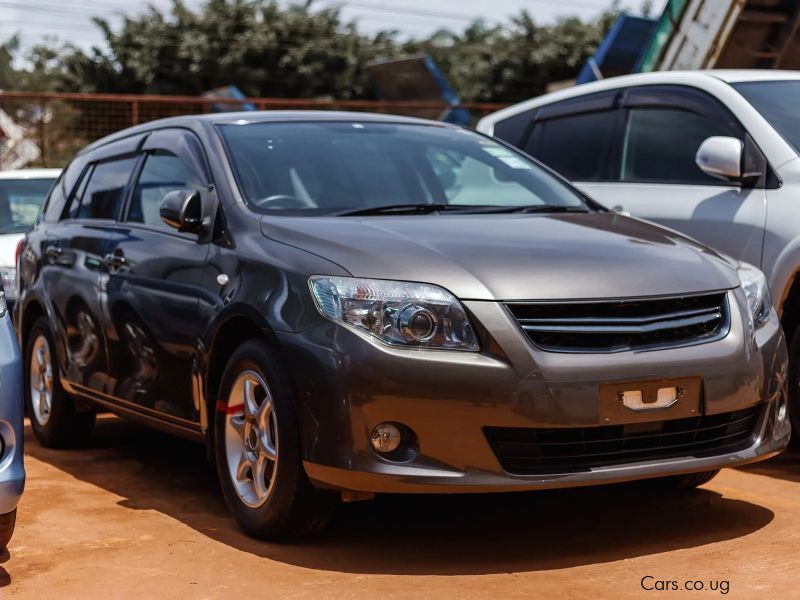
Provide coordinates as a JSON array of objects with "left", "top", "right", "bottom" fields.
[
  {"left": 0, "top": 289, "right": 23, "bottom": 549},
  {"left": 478, "top": 70, "right": 800, "bottom": 435}
]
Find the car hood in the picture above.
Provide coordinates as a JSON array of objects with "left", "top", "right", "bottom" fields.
[{"left": 260, "top": 212, "right": 739, "bottom": 301}]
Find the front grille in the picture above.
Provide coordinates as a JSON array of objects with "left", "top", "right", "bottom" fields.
[
  {"left": 484, "top": 406, "right": 760, "bottom": 475},
  {"left": 505, "top": 292, "right": 729, "bottom": 353}
]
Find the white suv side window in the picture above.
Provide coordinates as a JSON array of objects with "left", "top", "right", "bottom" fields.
[{"left": 621, "top": 108, "right": 733, "bottom": 185}]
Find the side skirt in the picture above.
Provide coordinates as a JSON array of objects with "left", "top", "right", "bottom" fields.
[{"left": 62, "top": 380, "right": 205, "bottom": 443}]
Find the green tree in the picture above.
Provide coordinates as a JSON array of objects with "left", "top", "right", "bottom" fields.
[
  {"left": 45, "top": 0, "right": 396, "bottom": 98},
  {"left": 405, "top": 10, "right": 616, "bottom": 103},
  {"left": 0, "top": 35, "right": 19, "bottom": 90},
  {"left": 4, "top": 0, "right": 620, "bottom": 103}
]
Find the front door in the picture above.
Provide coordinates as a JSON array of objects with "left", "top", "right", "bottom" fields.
[
  {"left": 104, "top": 129, "right": 212, "bottom": 424},
  {"left": 576, "top": 88, "right": 767, "bottom": 268}
]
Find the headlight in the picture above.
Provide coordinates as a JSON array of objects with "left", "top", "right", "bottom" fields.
[
  {"left": 737, "top": 262, "right": 771, "bottom": 328},
  {"left": 309, "top": 276, "right": 479, "bottom": 351}
]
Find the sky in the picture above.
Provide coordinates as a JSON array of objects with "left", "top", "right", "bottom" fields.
[{"left": 2, "top": 0, "right": 668, "bottom": 55}]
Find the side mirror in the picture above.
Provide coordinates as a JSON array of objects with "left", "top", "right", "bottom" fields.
[
  {"left": 695, "top": 136, "right": 742, "bottom": 182},
  {"left": 160, "top": 189, "right": 204, "bottom": 233}
]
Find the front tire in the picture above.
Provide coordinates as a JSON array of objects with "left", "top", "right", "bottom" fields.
[
  {"left": 786, "top": 325, "right": 800, "bottom": 439},
  {"left": 25, "top": 316, "right": 95, "bottom": 448},
  {"left": 214, "top": 340, "right": 337, "bottom": 541},
  {"left": 644, "top": 469, "right": 720, "bottom": 492},
  {"left": 0, "top": 509, "right": 16, "bottom": 549}
]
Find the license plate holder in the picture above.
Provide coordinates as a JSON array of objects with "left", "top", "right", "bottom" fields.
[{"left": 599, "top": 377, "right": 702, "bottom": 425}]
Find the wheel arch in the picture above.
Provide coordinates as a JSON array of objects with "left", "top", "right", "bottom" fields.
[
  {"left": 779, "top": 270, "right": 800, "bottom": 346},
  {"left": 771, "top": 239, "right": 800, "bottom": 346},
  {"left": 201, "top": 305, "right": 278, "bottom": 451},
  {"left": 19, "top": 297, "right": 46, "bottom": 351}
]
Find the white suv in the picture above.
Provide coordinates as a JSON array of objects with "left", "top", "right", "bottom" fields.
[
  {"left": 478, "top": 70, "right": 800, "bottom": 433},
  {"left": 0, "top": 169, "right": 60, "bottom": 305}
]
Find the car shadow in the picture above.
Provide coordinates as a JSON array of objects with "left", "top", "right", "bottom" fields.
[
  {"left": 25, "top": 417, "right": 775, "bottom": 576},
  {"left": 737, "top": 447, "right": 800, "bottom": 483}
]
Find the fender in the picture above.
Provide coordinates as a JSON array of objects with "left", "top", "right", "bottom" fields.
[
  {"left": 768, "top": 237, "right": 800, "bottom": 319},
  {"left": 196, "top": 302, "right": 277, "bottom": 437}
]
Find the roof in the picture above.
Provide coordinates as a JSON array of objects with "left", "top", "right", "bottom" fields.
[
  {"left": 0, "top": 168, "right": 61, "bottom": 180},
  {"left": 705, "top": 70, "right": 800, "bottom": 83},
  {"left": 477, "top": 70, "right": 800, "bottom": 132},
  {"left": 83, "top": 110, "right": 448, "bottom": 154}
]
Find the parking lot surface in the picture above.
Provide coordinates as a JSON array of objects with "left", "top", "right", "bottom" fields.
[{"left": 3, "top": 416, "right": 799, "bottom": 599}]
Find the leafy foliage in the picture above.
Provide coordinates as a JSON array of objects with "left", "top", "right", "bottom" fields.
[
  {"left": 2, "top": 0, "right": 623, "bottom": 102},
  {"left": 0, "top": 35, "right": 19, "bottom": 90}
]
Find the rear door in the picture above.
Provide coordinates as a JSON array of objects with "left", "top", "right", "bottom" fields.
[
  {"left": 104, "top": 128, "right": 213, "bottom": 425},
  {"left": 40, "top": 140, "right": 141, "bottom": 395},
  {"left": 525, "top": 85, "right": 767, "bottom": 267}
]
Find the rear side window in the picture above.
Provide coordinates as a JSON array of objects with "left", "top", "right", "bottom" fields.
[
  {"left": 42, "top": 176, "right": 66, "bottom": 223},
  {"left": 128, "top": 151, "right": 205, "bottom": 230},
  {"left": 621, "top": 108, "right": 731, "bottom": 184},
  {"left": 527, "top": 111, "right": 618, "bottom": 181},
  {"left": 491, "top": 110, "right": 536, "bottom": 148},
  {"left": 66, "top": 157, "right": 137, "bottom": 220}
]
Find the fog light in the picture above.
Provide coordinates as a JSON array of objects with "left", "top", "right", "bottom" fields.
[{"left": 370, "top": 423, "right": 402, "bottom": 454}]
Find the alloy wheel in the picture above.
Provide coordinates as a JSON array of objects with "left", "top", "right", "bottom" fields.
[
  {"left": 224, "top": 370, "right": 279, "bottom": 508},
  {"left": 30, "top": 334, "right": 54, "bottom": 426}
]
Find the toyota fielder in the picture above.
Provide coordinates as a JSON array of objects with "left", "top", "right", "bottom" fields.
[{"left": 15, "top": 112, "right": 790, "bottom": 540}]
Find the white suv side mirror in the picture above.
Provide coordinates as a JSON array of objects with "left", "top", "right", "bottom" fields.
[{"left": 695, "top": 136, "right": 743, "bottom": 182}]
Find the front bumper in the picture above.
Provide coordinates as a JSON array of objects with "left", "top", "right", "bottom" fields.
[{"left": 280, "top": 288, "right": 790, "bottom": 494}]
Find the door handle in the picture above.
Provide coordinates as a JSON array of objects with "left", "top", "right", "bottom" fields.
[
  {"left": 46, "top": 247, "right": 64, "bottom": 260},
  {"left": 103, "top": 253, "right": 130, "bottom": 270}
]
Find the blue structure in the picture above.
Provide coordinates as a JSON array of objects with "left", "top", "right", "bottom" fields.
[
  {"left": 576, "top": 15, "right": 657, "bottom": 85},
  {"left": 202, "top": 85, "right": 257, "bottom": 112}
]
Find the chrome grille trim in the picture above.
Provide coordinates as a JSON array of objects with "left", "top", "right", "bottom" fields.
[{"left": 506, "top": 292, "right": 730, "bottom": 353}]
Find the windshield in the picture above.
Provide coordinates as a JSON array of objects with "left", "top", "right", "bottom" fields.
[
  {"left": 218, "top": 121, "right": 588, "bottom": 216},
  {"left": 733, "top": 81, "right": 800, "bottom": 154},
  {"left": 0, "top": 177, "right": 55, "bottom": 234}
]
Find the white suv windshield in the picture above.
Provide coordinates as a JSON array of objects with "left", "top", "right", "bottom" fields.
[
  {"left": 734, "top": 81, "right": 800, "bottom": 154},
  {"left": 218, "top": 121, "right": 588, "bottom": 216},
  {"left": 0, "top": 178, "right": 55, "bottom": 234}
]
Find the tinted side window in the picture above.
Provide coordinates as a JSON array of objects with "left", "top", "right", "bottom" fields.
[
  {"left": 621, "top": 108, "right": 732, "bottom": 184},
  {"left": 492, "top": 110, "right": 536, "bottom": 147},
  {"left": 45, "top": 157, "right": 86, "bottom": 222},
  {"left": 66, "top": 165, "right": 93, "bottom": 220},
  {"left": 42, "top": 175, "right": 65, "bottom": 224},
  {"left": 528, "top": 111, "right": 618, "bottom": 181},
  {"left": 128, "top": 151, "right": 205, "bottom": 230},
  {"left": 67, "top": 157, "right": 137, "bottom": 220}
]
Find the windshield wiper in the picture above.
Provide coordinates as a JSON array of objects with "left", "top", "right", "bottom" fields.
[
  {"left": 336, "top": 203, "right": 591, "bottom": 217},
  {"left": 507, "top": 205, "right": 590, "bottom": 214},
  {"left": 336, "top": 203, "right": 508, "bottom": 216}
]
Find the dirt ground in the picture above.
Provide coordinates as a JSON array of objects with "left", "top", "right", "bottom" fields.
[{"left": 2, "top": 416, "right": 799, "bottom": 599}]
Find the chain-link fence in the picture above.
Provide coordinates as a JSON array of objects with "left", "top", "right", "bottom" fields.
[{"left": 0, "top": 91, "right": 507, "bottom": 169}]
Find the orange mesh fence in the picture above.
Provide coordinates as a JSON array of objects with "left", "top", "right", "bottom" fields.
[{"left": 0, "top": 92, "right": 507, "bottom": 168}]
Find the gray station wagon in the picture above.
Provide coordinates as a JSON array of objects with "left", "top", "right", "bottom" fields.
[{"left": 15, "top": 112, "right": 790, "bottom": 540}]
